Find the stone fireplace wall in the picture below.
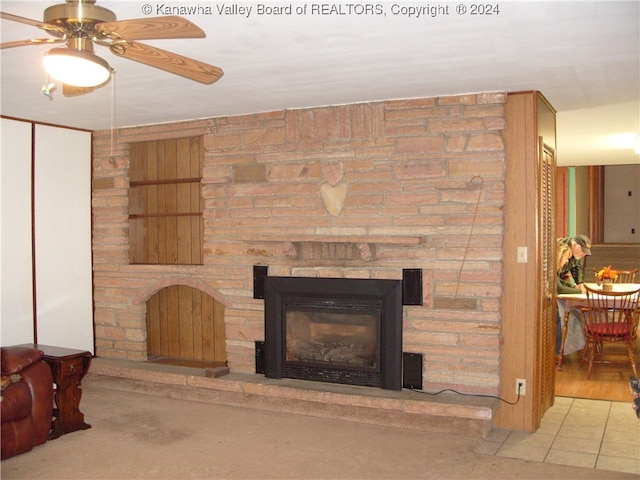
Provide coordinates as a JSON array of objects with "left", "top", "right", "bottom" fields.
[{"left": 92, "top": 93, "right": 506, "bottom": 395}]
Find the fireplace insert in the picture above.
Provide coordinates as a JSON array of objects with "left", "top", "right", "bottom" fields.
[{"left": 264, "top": 276, "right": 403, "bottom": 390}]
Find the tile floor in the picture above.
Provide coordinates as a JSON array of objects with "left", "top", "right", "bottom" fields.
[{"left": 476, "top": 397, "right": 640, "bottom": 475}]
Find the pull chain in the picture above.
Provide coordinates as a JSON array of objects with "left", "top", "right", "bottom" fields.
[{"left": 109, "top": 71, "right": 117, "bottom": 164}]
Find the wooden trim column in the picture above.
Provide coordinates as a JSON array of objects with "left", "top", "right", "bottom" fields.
[{"left": 588, "top": 166, "right": 605, "bottom": 244}]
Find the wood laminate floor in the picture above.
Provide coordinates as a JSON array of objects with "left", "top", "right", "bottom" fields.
[{"left": 555, "top": 343, "right": 638, "bottom": 402}]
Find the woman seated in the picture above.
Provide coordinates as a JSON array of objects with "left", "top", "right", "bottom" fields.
[{"left": 556, "top": 243, "right": 586, "bottom": 360}]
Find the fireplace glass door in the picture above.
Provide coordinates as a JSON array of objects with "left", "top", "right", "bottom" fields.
[{"left": 285, "top": 299, "right": 380, "bottom": 373}]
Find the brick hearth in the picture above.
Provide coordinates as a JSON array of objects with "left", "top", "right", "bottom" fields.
[{"left": 88, "top": 357, "right": 496, "bottom": 438}]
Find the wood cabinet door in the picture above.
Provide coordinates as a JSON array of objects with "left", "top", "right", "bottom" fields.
[{"left": 147, "top": 285, "right": 226, "bottom": 363}]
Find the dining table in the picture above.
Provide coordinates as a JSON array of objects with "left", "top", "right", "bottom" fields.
[{"left": 556, "top": 282, "right": 640, "bottom": 366}]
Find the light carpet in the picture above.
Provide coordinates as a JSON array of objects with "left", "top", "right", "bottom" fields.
[{"left": 1, "top": 375, "right": 636, "bottom": 480}]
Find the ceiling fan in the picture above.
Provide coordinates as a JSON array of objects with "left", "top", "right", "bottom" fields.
[{"left": 0, "top": 0, "right": 223, "bottom": 96}]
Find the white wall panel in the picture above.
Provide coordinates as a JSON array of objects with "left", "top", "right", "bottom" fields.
[
  {"left": 1, "top": 118, "right": 35, "bottom": 346},
  {"left": 34, "top": 124, "right": 93, "bottom": 353}
]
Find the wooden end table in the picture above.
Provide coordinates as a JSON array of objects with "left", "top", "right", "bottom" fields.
[{"left": 28, "top": 344, "right": 92, "bottom": 439}]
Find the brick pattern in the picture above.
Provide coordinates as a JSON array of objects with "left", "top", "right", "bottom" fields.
[{"left": 92, "top": 93, "right": 507, "bottom": 394}]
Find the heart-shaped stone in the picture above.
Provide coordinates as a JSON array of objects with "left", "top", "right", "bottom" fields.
[{"left": 320, "top": 182, "right": 348, "bottom": 216}]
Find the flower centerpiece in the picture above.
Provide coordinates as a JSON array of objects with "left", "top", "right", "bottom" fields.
[{"left": 595, "top": 265, "right": 618, "bottom": 290}]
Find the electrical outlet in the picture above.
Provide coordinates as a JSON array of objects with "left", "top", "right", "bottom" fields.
[{"left": 516, "top": 378, "right": 526, "bottom": 396}]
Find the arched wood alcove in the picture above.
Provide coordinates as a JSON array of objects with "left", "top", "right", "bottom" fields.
[{"left": 146, "top": 285, "right": 226, "bottom": 366}]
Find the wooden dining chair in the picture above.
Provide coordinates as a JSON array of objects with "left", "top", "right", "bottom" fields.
[
  {"left": 579, "top": 284, "right": 640, "bottom": 379},
  {"left": 611, "top": 268, "right": 638, "bottom": 283}
]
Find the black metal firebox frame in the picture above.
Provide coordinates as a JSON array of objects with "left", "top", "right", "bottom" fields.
[{"left": 263, "top": 276, "right": 404, "bottom": 390}]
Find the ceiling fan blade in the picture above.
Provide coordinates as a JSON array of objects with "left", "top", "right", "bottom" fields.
[
  {"left": 0, "top": 11, "right": 65, "bottom": 35},
  {"left": 63, "top": 84, "right": 96, "bottom": 97},
  {"left": 96, "top": 16, "right": 205, "bottom": 41},
  {"left": 1, "top": 38, "right": 65, "bottom": 50},
  {"left": 111, "top": 41, "right": 223, "bottom": 84}
]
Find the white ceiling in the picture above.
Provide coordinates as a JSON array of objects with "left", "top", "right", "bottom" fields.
[{"left": 1, "top": 1, "right": 638, "bottom": 166}]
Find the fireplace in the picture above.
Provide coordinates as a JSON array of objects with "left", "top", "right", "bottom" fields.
[{"left": 263, "top": 276, "right": 403, "bottom": 390}]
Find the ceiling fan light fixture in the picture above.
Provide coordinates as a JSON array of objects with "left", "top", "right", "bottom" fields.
[{"left": 43, "top": 47, "right": 111, "bottom": 87}]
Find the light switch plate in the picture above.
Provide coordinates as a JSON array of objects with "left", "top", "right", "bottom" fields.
[{"left": 517, "top": 246, "right": 528, "bottom": 263}]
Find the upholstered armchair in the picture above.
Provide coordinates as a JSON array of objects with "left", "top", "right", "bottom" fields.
[{"left": 1, "top": 346, "right": 53, "bottom": 459}]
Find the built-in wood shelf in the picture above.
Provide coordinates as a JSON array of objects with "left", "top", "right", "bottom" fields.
[
  {"left": 129, "top": 177, "right": 201, "bottom": 187},
  {"left": 129, "top": 212, "right": 201, "bottom": 219}
]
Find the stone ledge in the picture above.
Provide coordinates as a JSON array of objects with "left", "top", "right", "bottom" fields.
[
  {"left": 89, "top": 357, "right": 496, "bottom": 438},
  {"left": 236, "top": 235, "right": 425, "bottom": 245}
]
